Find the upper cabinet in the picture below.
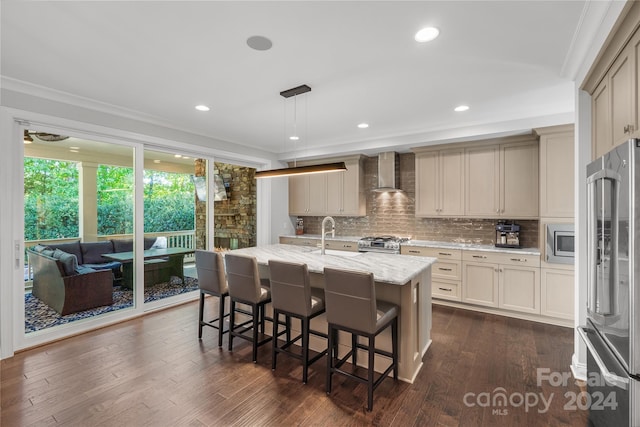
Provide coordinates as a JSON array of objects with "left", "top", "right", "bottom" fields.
[
  {"left": 326, "top": 156, "right": 366, "bottom": 216},
  {"left": 465, "top": 137, "right": 538, "bottom": 219},
  {"left": 584, "top": 2, "right": 640, "bottom": 160},
  {"left": 288, "top": 173, "right": 327, "bottom": 216},
  {"left": 414, "top": 135, "right": 538, "bottom": 219},
  {"left": 414, "top": 148, "right": 464, "bottom": 217},
  {"left": 536, "top": 124, "right": 575, "bottom": 218},
  {"left": 288, "top": 155, "right": 366, "bottom": 217}
]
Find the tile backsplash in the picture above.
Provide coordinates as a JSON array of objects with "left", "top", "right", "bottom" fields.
[{"left": 301, "top": 153, "right": 539, "bottom": 248}]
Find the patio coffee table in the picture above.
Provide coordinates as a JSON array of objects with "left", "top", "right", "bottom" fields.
[{"left": 102, "top": 247, "right": 194, "bottom": 289}]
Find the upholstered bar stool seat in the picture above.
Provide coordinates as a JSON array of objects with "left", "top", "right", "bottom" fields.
[
  {"left": 323, "top": 266, "right": 399, "bottom": 412},
  {"left": 269, "top": 259, "right": 328, "bottom": 383},
  {"left": 195, "top": 250, "right": 229, "bottom": 347},
  {"left": 225, "top": 253, "right": 284, "bottom": 363}
]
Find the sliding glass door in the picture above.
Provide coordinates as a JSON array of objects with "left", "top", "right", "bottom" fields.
[{"left": 23, "top": 131, "right": 135, "bottom": 333}]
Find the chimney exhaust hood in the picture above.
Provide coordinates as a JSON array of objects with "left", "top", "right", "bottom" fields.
[{"left": 374, "top": 152, "right": 404, "bottom": 192}]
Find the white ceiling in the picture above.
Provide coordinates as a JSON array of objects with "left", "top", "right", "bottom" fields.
[{"left": 1, "top": 1, "right": 602, "bottom": 160}]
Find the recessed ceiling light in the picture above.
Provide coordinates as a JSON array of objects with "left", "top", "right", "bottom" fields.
[
  {"left": 357, "top": 123, "right": 369, "bottom": 129},
  {"left": 454, "top": 105, "right": 470, "bottom": 112},
  {"left": 153, "top": 159, "right": 161, "bottom": 164},
  {"left": 183, "top": 156, "right": 190, "bottom": 160},
  {"left": 69, "top": 146, "right": 80, "bottom": 150},
  {"left": 69, "top": 149, "right": 79, "bottom": 153},
  {"left": 247, "top": 35, "right": 273, "bottom": 51},
  {"left": 415, "top": 27, "right": 440, "bottom": 43},
  {"left": 174, "top": 154, "right": 182, "bottom": 158},
  {"left": 195, "top": 105, "right": 210, "bottom": 112},
  {"left": 289, "top": 136, "right": 300, "bottom": 141}
]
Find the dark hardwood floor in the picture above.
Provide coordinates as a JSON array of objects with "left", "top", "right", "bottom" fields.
[{"left": 1, "top": 300, "right": 588, "bottom": 426}]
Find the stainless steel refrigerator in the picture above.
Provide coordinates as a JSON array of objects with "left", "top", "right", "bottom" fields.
[{"left": 579, "top": 139, "right": 640, "bottom": 426}]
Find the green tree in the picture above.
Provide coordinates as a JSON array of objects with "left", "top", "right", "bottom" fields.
[{"left": 24, "top": 158, "right": 79, "bottom": 240}]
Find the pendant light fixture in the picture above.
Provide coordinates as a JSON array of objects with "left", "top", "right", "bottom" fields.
[{"left": 255, "top": 84, "right": 347, "bottom": 179}]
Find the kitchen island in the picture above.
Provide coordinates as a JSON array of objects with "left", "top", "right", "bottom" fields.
[{"left": 226, "top": 243, "right": 436, "bottom": 383}]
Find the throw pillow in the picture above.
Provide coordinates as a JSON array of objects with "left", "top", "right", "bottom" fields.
[{"left": 53, "top": 249, "right": 78, "bottom": 276}]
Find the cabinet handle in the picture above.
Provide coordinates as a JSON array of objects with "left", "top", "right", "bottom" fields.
[
  {"left": 496, "top": 209, "right": 500, "bottom": 214},
  {"left": 472, "top": 255, "right": 487, "bottom": 259},
  {"left": 438, "top": 252, "right": 452, "bottom": 256},
  {"left": 438, "top": 287, "right": 453, "bottom": 292},
  {"left": 510, "top": 258, "right": 526, "bottom": 262},
  {"left": 409, "top": 250, "right": 421, "bottom": 254},
  {"left": 624, "top": 124, "right": 635, "bottom": 134},
  {"left": 438, "top": 267, "right": 453, "bottom": 271},
  {"left": 500, "top": 268, "right": 503, "bottom": 273},
  {"left": 494, "top": 268, "right": 499, "bottom": 272}
]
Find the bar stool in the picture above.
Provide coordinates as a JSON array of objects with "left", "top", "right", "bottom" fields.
[
  {"left": 269, "top": 259, "right": 328, "bottom": 384},
  {"left": 225, "top": 253, "right": 280, "bottom": 363},
  {"left": 195, "top": 250, "right": 229, "bottom": 347},
  {"left": 323, "top": 266, "right": 399, "bottom": 412}
]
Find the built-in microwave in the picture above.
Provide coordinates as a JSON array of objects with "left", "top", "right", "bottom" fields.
[{"left": 545, "top": 223, "right": 575, "bottom": 264}]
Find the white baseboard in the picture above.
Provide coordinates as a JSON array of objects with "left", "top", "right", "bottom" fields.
[{"left": 571, "top": 353, "right": 587, "bottom": 381}]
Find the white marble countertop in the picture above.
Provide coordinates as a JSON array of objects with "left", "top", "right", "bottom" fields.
[
  {"left": 404, "top": 240, "right": 541, "bottom": 256},
  {"left": 280, "top": 235, "right": 541, "bottom": 256},
  {"left": 227, "top": 244, "right": 436, "bottom": 285}
]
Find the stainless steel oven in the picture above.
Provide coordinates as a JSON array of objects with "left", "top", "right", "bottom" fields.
[{"left": 545, "top": 223, "right": 575, "bottom": 264}]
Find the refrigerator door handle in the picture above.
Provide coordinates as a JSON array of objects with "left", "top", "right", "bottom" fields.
[
  {"left": 586, "top": 169, "right": 621, "bottom": 318},
  {"left": 578, "top": 326, "right": 629, "bottom": 389}
]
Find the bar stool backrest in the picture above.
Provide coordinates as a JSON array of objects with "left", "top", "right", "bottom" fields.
[
  {"left": 195, "top": 250, "right": 228, "bottom": 295},
  {"left": 323, "top": 267, "right": 377, "bottom": 334},
  {"left": 269, "top": 260, "right": 312, "bottom": 316},
  {"left": 225, "top": 253, "right": 263, "bottom": 303}
]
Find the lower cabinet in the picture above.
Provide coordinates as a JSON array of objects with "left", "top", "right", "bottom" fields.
[
  {"left": 279, "top": 236, "right": 319, "bottom": 247},
  {"left": 540, "top": 267, "right": 574, "bottom": 320},
  {"left": 499, "top": 265, "right": 540, "bottom": 314},
  {"left": 462, "top": 261, "right": 499, "bottom": 307},
  {"left": 462, "top": 251, "right": 541, "bottom": 315},
  {"left": 401, "top": 246, "right": 462, "bottom": 301}
]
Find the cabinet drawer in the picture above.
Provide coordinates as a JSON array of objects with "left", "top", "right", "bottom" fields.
[
  {"left": 462, "top": 250, "right": 540, "bottom": 267},
  {"left": 432, "top": 260, "right": 461, "bottom": 280},
  {"left": 324, "top": 240, "right": 359, "bottom": 252},
  {"left": 279, "top": 237, "right": 320, "bottom": 247},
  {"left": 432, "top": 279, "right": 461, "bottom": 301},
  {"left": 401, "top": 246, "right": 461, "bottom": 259}
]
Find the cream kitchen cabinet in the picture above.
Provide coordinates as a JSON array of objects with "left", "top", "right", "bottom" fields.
[
  {"left": 401, "top": 246, "right": 462, "bottom": 301},
  {"left": 289, "top": 155, "right": 365, "bottom": 217},
  {"left": 326, "top": 156, "right": 365, "bottom": 216},
  {"left": 536, "top": 125, "right": 575, "bottom": 218},
  {"left": 462, "top": 251, "right": 540, "bottom": 314},
  {"left": 590, "top": 24, "right": 640, "bottom": 160},
  {"left": 414, "top": 148, "right": 464, "bottom": 217},
  {"left": 279, "top": 236, "right": 320, "bottom": 247},
  {"left": 288, "top": 174, "right": 327, "bottom": 216},
  {"left": 465, "top": 138, "right": 538, "bottom": 219},
  {"left": 540, "top": 268, "right": 574, "bottom": 320}
]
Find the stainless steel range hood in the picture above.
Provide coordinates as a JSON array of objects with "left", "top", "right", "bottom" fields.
[{"left": 375, "top": 152, "right": 403, "bottom": 192}]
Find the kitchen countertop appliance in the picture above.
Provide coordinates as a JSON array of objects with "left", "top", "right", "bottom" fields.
[
  {"left": 578, "top": 139, "right": 640, "bottom": 427},
  {"left": 358, "top": 236, "right": 408, "bottom": 254},
  {"left": 495, "top": 222, "right": 520, "bottom": 248}
]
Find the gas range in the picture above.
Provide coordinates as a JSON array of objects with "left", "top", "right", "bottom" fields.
[{"left": 357, "top": 236, "right": 409, "bottom": 254}]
